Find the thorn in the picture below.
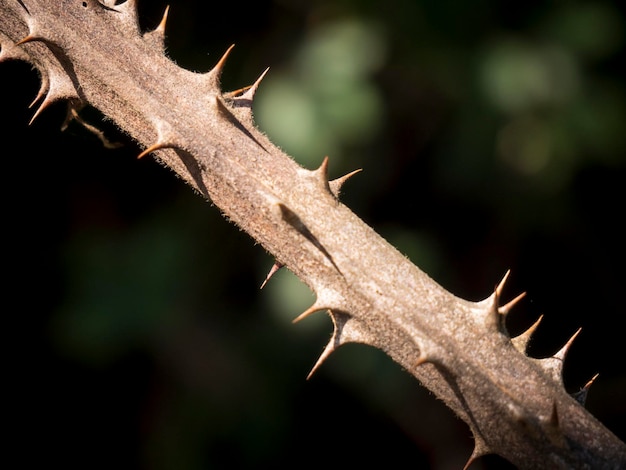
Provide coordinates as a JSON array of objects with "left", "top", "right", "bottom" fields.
[
  {"left": 208, "top": 44, "right": 235, "bottom": 87},
  {"left": 28, "top": 99, "right": 52, "bottom": 125},
  {"left": 239, "top": 67, "right": 270, "bottom": 100},
  {"left": 498, "top": 291, "right": 526, "bottom": 315},
  {"left": 318, "top": 156, "right": 330, "bottom": 179},
  {"left": 306, "top": 338, "right": 336, "bottom": 380},
  {"left": 137, "top": 122, "right": 178, "bottom": 159},
  {"left": 495, "top": 269, "right": 511, "bottom": 300},
  {"left": 15, "top": 35, "right": 39, "bottom": 46},
  {"left": 511, "top": 314, "right": 543, "bottom": 354},
  {"left": 486, "top": 269, "right": 513, "bottom": 332},
  {"left": 313, "top": 156, "right": 332, "bottom": 194},
  {"left": 415, "top": 351, "right": 443, "bottom": 368},
  {"left": 29, "top": 86, "right": 79, "bottom": 125},
  {"left": 415, "top": 354, "right": 429, "bottom": 367},
  {"left": 28, "top": 83, "right": 48, "bottom": 110},
  {"left": 260, "top": 261, "right": 283, "bottom": 289},
  {"left": 144, "top": 4, "right": 168, "bottom": 48},
  {"left": 549, "top": 401, "right": 559, "bottom": 427},
  {"left": 543, "top": 402, "right": 568, "bottom": 448},
  {"left": 156, "top": 5, "right": 169, "bottom": 34},
  {"left": 463, "top": 435, "right": 490, "bottom": 470},
  {"left": 553, "top": 327, "right": 582, "bottom": 362},
  {"left": 573, "top": 373, "right": 599, "bottom": 406},
  {"left": 224, "top": 68, "right": 270, "bottom": 100},
  {"left": 538, "top": 327, "right": 582, "bottom": 385},
  {"left": 329, "top": 168, "right": 362, "bottom": 198},
  {"left": 223, "top": 85, "right": 252, "bottom": 99},
  {"left": 137, "top": 141, "right": 175, "bottom": 159},
  {"left": 306, "top": 309, "right": 352, "bottom": 379},
  {"left": 293, "top": 304, "right": 325, "bottom": 324}
]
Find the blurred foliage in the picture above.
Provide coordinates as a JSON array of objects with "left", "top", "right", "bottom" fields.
[{"left": 3, "top": 0, "right": 625, "bottom": 468}]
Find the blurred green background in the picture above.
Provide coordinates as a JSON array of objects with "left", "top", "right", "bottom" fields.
[{"left": 2, "top": 0, "right": 625, "bottom": 468}]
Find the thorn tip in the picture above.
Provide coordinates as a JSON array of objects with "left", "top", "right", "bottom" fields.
[
  {"left": 495, "top": 269, "right": 511, "bottom": 299},
  {"left": 137, "top": 141, "right": 174, "bottom": 159},
  {"left": 499, "top": 292, "right": 526, "bottom": 315},
  {"left": 260, "top": 261, "right": 283, "bottom": 289},
  {"left": 293, "top": 305, "right": 324, "bottom": 324}
]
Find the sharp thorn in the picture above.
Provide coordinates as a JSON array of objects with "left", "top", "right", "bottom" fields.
[
  {"left": 318, "top": 156, "right": 330, "bottom": 178},
  {"left": 15, "top": 35, "right": 38, "bottom": 46},
  {"left": 499, "top": 292, "right": 526, "bottom": 315},
  {"left": 583, "top": 372, "right": 600, "bottom": 390},
  {"left": 415, "top": 355, "right": 429, "bottom": 367},
  {"left": 511, "top": 314, "right": 543, "bottom": 353},
  {"left": 329, "top": 168, "right": 362, "bottom": 198},
  {"left": 554, "top": 327, "right": 582, "bottom": 361},
  {"left": 223, "top": 85, "right": 252, "bottom": 99},
  {"left": 29, "top": 84, "right": 47, "bottom": 109},
  {"left": 306, "top": 341, "right": 335, "bottom": 380},
  {"left": 293, "top": 304, "right": 324, "bottom": 324},
  {"left": 543, "top": 401, "right": 568, "bottom": 448},
  {"left": 573, "top": 373, "right": 599, "bottom": 406},
  {"left": 313, "top": 156, "right": 332, "bottom": 193},
  {"left": 156, "top": 5, "right": 170, "bottom": 33},
  {"left": 463, "top": 435, "right": 490, "bottom": 470},
  {"left": 212, "top": 44, "right": 235, "bottom": 78},
  {"left": 260, "top": 261, "right": 283, "bottom": 289},
  {"left": 137, "top": 141, "right": 174, "bottom": 159},
  {"left": 241, "top": 67, "right": 270, "bottom": 100},
  {"left": 495, "top": 269, "right": 511, "bottom": 299}
]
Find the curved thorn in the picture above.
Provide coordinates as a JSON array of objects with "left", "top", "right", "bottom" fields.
[
  {"left": 137, "top": 141, "right": 175, "bottom": 159},
  {"left": 15, "top": 34, "right": 39, "bottom": 46},
  {"left": 463, "top": 435, "right": 490, "bottom": 470}
]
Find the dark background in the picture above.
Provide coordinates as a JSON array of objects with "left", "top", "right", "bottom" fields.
[{"left": 3, "top": 0, "right": 625, "bottom": 468}]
